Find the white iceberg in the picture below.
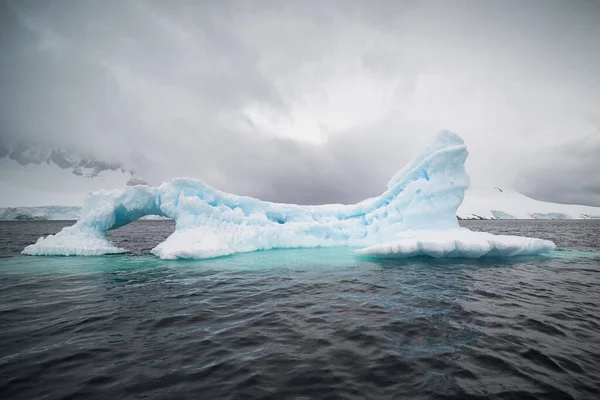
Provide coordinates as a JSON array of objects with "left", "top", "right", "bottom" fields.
[{"left": 22, "top": 131, "right": 556, "bottom": 259}]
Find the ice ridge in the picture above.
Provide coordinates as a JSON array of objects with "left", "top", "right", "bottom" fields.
[{"left": 22, "top": 131, "right": 555, "bottom": 259}]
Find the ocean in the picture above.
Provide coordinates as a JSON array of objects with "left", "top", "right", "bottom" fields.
[{"left": 1, "top": 220, "right": 599, "bottom": 399}]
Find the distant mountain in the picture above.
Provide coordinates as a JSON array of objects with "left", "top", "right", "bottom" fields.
[
  {"left": 0, "top": 206, "right": 80, "bottom": 221},
  {"left": 458, "top": 188, "right": 600, "bottom": 220},
  {"left": 0, "top": 140, "right": 148, "bottom": 207}
]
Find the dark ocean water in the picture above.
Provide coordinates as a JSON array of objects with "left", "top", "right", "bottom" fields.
[{"left": 1, "top": 220, "right": 600, "bottom": 399}]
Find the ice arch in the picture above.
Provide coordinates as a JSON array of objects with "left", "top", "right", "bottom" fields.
[{"left": 23, "top": 131, "right": 556, "bottom": 259}]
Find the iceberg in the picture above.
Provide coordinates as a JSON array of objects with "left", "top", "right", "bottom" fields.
[{"left": 22, "top": 131, "right": 556, "bottom": 259}]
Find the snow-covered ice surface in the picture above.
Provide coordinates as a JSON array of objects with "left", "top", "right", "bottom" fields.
[
  {"left": 22, "top": 225, "right": 127, "bottom": 256},
  {"left": 458, "top": 188, "right": 600, "bottom": 220},
  {"left": 23, "top": 131, "right": 556, "bottom": 259},
  {"left": 356, "top": 229, "right": 555, "bottom": 259}
]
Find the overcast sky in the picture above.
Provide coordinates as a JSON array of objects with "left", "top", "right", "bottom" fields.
[{"left": 1, "top": 0, "right": 599, "bottom": 205}]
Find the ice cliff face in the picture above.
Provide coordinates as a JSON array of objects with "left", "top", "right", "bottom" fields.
[{"left": 22, "top": 131, "right": 556, "bottom": 259}]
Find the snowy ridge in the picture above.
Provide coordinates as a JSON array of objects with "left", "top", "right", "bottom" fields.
[
  {"left": 22, "top": 131, "right": 556, "bottom": 259},
  {"left": 458, "top": 188, "right": 600, "bottom": 220}
]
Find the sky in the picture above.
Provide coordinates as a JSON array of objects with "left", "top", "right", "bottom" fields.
[{"left": 1, "top": 0, "right": 599, "bottom": 206}]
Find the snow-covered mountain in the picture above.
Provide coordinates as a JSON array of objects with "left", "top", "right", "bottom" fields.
[
  {"left": 458, "top": 188, "right": 600, "bottom": 220},
  {"left": 0, "top": 206, "right": 81, "bottom": 221},
  {"left": 0, "top": 140, "right": 147, "bottom": 207}
]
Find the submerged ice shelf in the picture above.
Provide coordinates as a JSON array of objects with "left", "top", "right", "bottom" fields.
[{"left": 22, "top": 131, "right": 555, "bottom": 259}]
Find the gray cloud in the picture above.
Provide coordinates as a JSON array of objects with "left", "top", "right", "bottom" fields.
[
  {"left": 1, "top": 0, "right": 599, "bottom": 205},
  {"left": 515, "top": 131, "right": 600, "bottom": 206}
]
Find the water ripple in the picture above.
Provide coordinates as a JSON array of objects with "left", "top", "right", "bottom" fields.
[{"left": 1, "top": 220, "right": 600, "bottom": 399}]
